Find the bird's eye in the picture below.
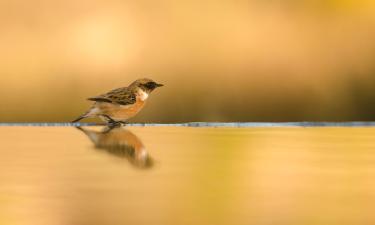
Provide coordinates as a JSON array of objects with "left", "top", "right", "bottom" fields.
[{"left": 145, "top": 82, "right": 156, "bottom": 89}]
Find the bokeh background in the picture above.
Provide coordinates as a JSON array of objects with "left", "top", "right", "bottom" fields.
[{"left": 1, "top": 0, "right": 375, "bottom": 123}]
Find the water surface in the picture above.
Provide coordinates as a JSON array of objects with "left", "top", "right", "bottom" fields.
[{"left": 1, "top": 126, "right": 375, "bottom": 225}]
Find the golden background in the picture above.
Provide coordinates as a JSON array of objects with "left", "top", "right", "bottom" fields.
[{"left": 1, "top": 0, "right": 375, "bottom": 122}]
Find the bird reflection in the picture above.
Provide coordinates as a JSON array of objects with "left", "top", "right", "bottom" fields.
[{"left": 77, "top": 126, "right": 153, "bottom": 169}]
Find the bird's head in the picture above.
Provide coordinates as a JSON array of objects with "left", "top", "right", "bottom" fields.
[{"left": 130, "top": 78, "right": 164, "bottom": 93}]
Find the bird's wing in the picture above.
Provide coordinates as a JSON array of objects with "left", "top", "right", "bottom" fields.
[{"left": 87, "top": 87, "right": 136, "bottom": 105}]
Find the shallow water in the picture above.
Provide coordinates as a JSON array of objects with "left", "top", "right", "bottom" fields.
[{"left": 1, "top": 126, "right": 375, "bottom": 225}]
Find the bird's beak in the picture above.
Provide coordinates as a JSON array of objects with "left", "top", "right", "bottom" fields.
[{"left": 156, "top": 83, "right": 164, "bottom": 87}]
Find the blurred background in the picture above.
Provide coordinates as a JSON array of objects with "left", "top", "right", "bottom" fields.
[{"left": 1, "top": 0, "right": 375, "bottom": 123}]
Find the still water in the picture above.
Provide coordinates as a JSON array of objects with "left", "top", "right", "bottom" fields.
[{"left": 1, "top": 126, "right": 375, "bottom": 225}]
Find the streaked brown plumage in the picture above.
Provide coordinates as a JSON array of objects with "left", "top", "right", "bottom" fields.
[{"left": 72, "top": 78, "right": 163, "bottom": 126}]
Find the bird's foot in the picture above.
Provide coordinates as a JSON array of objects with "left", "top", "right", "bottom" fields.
[
  {"left": 107, "top": 121, "right": 122, "bottom": 129},
  {"left": 100, "top": 115, "right": 128, "bottom": 128},
  {"left": 100, "top": 115, "right": 119, "bottom": 128}
]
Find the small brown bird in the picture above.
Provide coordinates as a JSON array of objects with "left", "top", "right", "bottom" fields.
[{"left": 72, "top": 78, "right": 163, "bottom": 126}]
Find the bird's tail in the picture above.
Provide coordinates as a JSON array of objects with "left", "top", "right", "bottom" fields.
[
  {"left": 71, "top": 107, "right": 96, "bottom": 123},
  {"left": 71, "top": 114, "right": 86, "bottom": 123}
]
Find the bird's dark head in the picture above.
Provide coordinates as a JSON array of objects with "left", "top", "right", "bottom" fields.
[{"left": 130, "top": 78, "right": 164, "bottom": 93}]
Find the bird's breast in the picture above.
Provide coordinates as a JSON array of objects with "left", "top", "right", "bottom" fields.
[{"left": 96, "top": 99, "right": 146, "bottom": 121}]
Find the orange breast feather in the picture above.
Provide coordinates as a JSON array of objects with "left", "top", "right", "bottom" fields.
[{"left": 96, "top": 99, "right": 146, "bottom": 121}]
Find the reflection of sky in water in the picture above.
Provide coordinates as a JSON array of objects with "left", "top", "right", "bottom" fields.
[{"left": 1, "top": 126, "right": 375, "bottom": 225}]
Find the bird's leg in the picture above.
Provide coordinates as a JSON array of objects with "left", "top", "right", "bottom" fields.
[
  {"left": 101, "top": 115, "right": 121, "bottom": 128},
  {"left": 101, "top": 114, "right": 115, "bottom": 123},
  {"left": 107, "top": 121, "right": 121, "bottom": 129}
]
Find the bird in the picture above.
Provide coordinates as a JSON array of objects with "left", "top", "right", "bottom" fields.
[
  {"left": 72, "top": 78, "right": 163, "bottom": 127},
  {"left": 76, "top": 126, "right": 153, "bottom": 168}
]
